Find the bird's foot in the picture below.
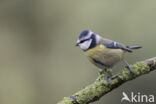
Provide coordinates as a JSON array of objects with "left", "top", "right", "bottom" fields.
[
  {"left": 105, "top": 74, "right": 111, "bottom": 86},
  {"left": 125, "top": 65, "right": 134, "bottom": 74},
  {"left": 98, "top": 69, "right": 112, "bottom": 86},
  {"left": 123, "top": 59, "right": 134, "bottom": 74},
  {"left": 109, "top": 75, "right": 118, "bottom": 80},
  {"left": 109, "top": 74, "right": 122, "bottom": 81}
]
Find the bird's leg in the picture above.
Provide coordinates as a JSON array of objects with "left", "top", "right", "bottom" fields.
[
  {"left": 109, "top": 59, "right": 134, "bottom": 81},
  {"left": 104, "top": 69, "right": 111, "bottom": 86},
  {"left": 123, "top": 59, "right": 134, "bottom": 73},
  {"left": 110, "top": 75, "right": 118, "bottom": 80},
  {"left": 107, "top": 69, "right": 121, "bottom": 82},
  {"left": 98, "top": 69, "right": 111, "bottom": 86},
  {"left": 108, "top": 69, "right": 120, "bottom": 80},
  {"left": 107, "top": 69, "right": 113, "bottom": 78},
  {"left": 97, "top": 69, "right": 105, "bottom": 81},
  {"left": 109, "top": 74, "right": 123, "bottom": 81}
]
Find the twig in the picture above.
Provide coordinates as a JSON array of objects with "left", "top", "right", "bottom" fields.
[{"left": 57, "top": 57, "right": 156, "bottom": 104}]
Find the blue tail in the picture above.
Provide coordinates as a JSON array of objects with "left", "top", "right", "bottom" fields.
[{"left": 127, "top": 46, "right": 142, "bottom": 49}]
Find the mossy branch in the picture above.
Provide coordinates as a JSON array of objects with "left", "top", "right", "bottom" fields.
[{"left": 57, "top": 57, "right": 156, "bottom": 104}]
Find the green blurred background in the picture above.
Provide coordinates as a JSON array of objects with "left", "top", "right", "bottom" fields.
[{"left": 0, "top": 0, "right": 156, "bottom": 104}]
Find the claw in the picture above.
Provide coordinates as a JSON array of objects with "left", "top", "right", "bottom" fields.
[
  {"left": 105, "top": 73, "right": 111, "bottom": 86},
  {"left": 123, "top": 59, "right": 134, "bottom": 73},
  {"left": 110, "top": 75, "right": 118, "bottom": 80}
]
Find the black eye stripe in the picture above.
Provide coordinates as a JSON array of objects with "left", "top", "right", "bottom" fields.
[{"left": 80, "top": 38, "right": 90, "bottom": 43}]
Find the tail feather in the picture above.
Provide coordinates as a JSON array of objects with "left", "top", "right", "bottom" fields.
[{"left": 127, "top": 46, "right": 142, "bottom": 50}]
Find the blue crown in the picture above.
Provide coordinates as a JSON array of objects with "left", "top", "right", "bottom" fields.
[{"left": 79, "top": 30, "right": 90, "bottom": 39}]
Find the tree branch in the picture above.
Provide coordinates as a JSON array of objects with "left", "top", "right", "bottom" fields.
[{"left": 57, "top": 57, "right": 156, "bottom": 104}]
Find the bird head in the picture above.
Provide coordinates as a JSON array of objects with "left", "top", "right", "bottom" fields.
[{"left": 75, "top": 30, "right": 101, "bottom": 51}]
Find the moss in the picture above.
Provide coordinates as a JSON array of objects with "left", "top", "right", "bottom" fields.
[{"left": 57, "top": 57, "right": 156, "bottom": 104}]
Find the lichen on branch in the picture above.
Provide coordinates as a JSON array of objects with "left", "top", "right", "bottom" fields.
[{"left": 57, "top": 57, "right": 156, "bottom": 104}]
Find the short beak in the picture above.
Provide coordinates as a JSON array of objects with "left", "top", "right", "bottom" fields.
[
  {"left": 75, "top": 43, "right": 79, "bottom": 46},
  {"left": 75, "top": 40, "right": 80, "bottom": 46}
]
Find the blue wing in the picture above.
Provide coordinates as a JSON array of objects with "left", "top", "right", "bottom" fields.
[{"left": 102, "top": 42, "right": 132, "bottom": 52}]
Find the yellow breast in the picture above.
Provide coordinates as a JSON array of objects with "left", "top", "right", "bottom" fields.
[{"left": 85, "top": 45, "right": 124, "bottom": 69}]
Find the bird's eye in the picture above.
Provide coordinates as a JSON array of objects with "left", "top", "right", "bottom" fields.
[
  {"left": 80, "top": 38, "right": 90, "bottom": 43},
  {"left": 80, "top": 40, "right": 85, "bottom": 43}
]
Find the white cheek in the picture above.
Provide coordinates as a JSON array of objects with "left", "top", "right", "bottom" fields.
[{"left": 79, "top": 39, "right": 92, "bottom": 50}]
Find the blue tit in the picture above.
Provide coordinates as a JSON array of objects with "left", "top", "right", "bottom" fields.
[{"left": 75, "top": 30, "right": 141, "bottom": 84}]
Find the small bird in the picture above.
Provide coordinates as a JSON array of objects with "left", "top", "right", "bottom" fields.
[{"left": 75, "top": 30, "right": 141, "bottom": 84}]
